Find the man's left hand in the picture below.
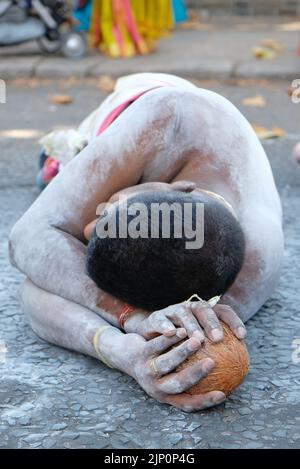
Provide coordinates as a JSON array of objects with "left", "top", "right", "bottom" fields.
[{"left": 133, "top": 301, "right": 247, "bottom": 343}]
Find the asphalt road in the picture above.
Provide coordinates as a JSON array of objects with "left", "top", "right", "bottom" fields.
[{"left": 0, "top": 79, "right": 300, "bottom": 449}]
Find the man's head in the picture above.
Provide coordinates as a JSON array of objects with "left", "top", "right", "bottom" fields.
[{"left": 86, "top": 188, "right": 245, "bottom": 311}]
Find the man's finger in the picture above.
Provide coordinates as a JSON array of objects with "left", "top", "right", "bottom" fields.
[
  {"left": 83, "top": 219, "right": 98, "bottom": 240},
  {"left": 165, "top": 390, "right": 226, "bottom": 412},
  {"left": 144, "top": 312, "right": 178, "bottom": 338},
  {"left": 171, "top": 181, "right": 196, "bottom": 193},
  {"left": 146, "top": 329, "right": 187, "bottom": 355},
  {"left": 167, "top": 304, "right": 205, "bottom": 341},
  {"left": 191, "top": 303, "right": 223, "bottom": 342},
  {"left": 152, "top": 337, "right": 203, "bottom": 376},
  {"left": 214, "top": 304, "right": 246, "bottom": 339},
  {"left": 156, "top": 358, "right": 214, "bottom": 394}
]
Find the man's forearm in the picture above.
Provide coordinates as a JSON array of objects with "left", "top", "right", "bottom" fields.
[
  {"left": 20, "top": 278, "right": 131, "bottom": 372},
  {"left": 9, "top": 222, "right": 131, "bottom": 328}
]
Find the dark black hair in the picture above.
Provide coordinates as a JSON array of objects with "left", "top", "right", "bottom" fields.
[{"left": 86, "top": 190, "right": 245, "bottom": 311}]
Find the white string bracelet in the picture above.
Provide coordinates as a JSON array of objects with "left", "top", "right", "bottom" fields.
[{"left": 185, "top": 293, "right": 221, "bottom": 308}]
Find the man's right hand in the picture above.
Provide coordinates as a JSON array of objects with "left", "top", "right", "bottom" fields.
[{"left": 110, "top": 329, "right": 226, "bottom": 412}]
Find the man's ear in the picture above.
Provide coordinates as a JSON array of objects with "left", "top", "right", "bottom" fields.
[{"left": 84, "top": 219, "right": 98, "bottom": 241}]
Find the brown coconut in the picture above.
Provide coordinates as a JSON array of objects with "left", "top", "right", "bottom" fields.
[{"left": 176, "top": 322, "right": 250, "bottom": 396}]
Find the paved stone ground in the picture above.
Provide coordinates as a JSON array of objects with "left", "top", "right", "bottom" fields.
[
  {"left": 0, "top": 18, "right": 299, "bottom": 80},
  {"left": 0, "top": 79, "right": 300, "bottom": 449}
]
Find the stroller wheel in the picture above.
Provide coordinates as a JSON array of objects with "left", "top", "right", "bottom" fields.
[
  {"left": 37, "top": 36, "right": 61, "bottom": 54},
  {"left": 60, "top": 32, "right": 87, "bottom": 59}
]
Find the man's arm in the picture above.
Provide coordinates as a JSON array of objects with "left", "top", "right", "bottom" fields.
[
  {"left": 20, "top": 279, "right": 115, "bottom": 360},
  {"left": 9, "top": 89, "right": 180, "bottom": 325},
  {"left": 20, "top": 279, "right": 225, "bottom": 412}
]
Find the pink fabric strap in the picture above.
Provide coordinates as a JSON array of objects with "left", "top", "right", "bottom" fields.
[{"left": 96, "top": 85, "right": 168, "bottom": 136}]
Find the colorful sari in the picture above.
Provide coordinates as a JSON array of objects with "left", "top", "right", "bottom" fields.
[{"left": 90, "top": 0, "right": 174, "bottom": 58}]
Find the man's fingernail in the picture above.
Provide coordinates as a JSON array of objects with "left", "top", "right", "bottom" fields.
[
  {"left": 212, "top": 392, "right": 226, "bottom": 404},
  {"left": 193, "top": 331, "right": 205, "bottom": 342},
  {"left": 203, "top": 358, "right": 214, "bottom": 373},
  {"left": 237, "top": 327, "right": 246, "bottom": 339},
  {"left": 211, "top": 329, "right": 223, "bottom": 341},
  {"left": 176, "top": 328, "right": 187, "bottom": 338},
  {"left": 188, "top": 338, "right": 201, "bottom": 351},
  {"left": 164, "top": 329, "right": 176, "bottom": 337}
]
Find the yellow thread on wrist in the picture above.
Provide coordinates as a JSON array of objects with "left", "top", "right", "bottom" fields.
[{"left": 93, "top": 325, "right": 115, "bottom": 369}]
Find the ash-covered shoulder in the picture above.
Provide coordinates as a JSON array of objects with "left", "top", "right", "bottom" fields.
[{"left": 177, "top": 87, "right": 252, "bottom": 132}]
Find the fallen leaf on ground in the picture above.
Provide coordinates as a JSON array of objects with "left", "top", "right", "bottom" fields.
[
  {"left": 277, "top": 22, "right": 300, "bottom": 31},
  {"left": 288, "top": 85, "right": 300, "bottom": 100},
  {"left": 178, "top": 9, "right": 215, "bottom": 31},
  {"left": 234, "top": 79, "right": 274, "bottom": 87},
  {"left": 261, "top": 38, "right": 284, "bottom": 52},
  {"left": 270, "top": 126, "right": 287, "bottom": 138},
  {"left": 242, "top": 95, "right": 267, "bottom": 107},
  {"left": 252, "top": 124, "right": 287, "bottom": 139},
  {"left": 0, "top": 129, "right": 44, "bottom": 139},
  {"left": 50, "top": 94, "right": 73, "bottom": 105},
  {"left": 97, "top": 75, "right": 116, "bottom": 93},
  {"left": 252, "top": 47, "right": 277, "bottom": 59}
]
